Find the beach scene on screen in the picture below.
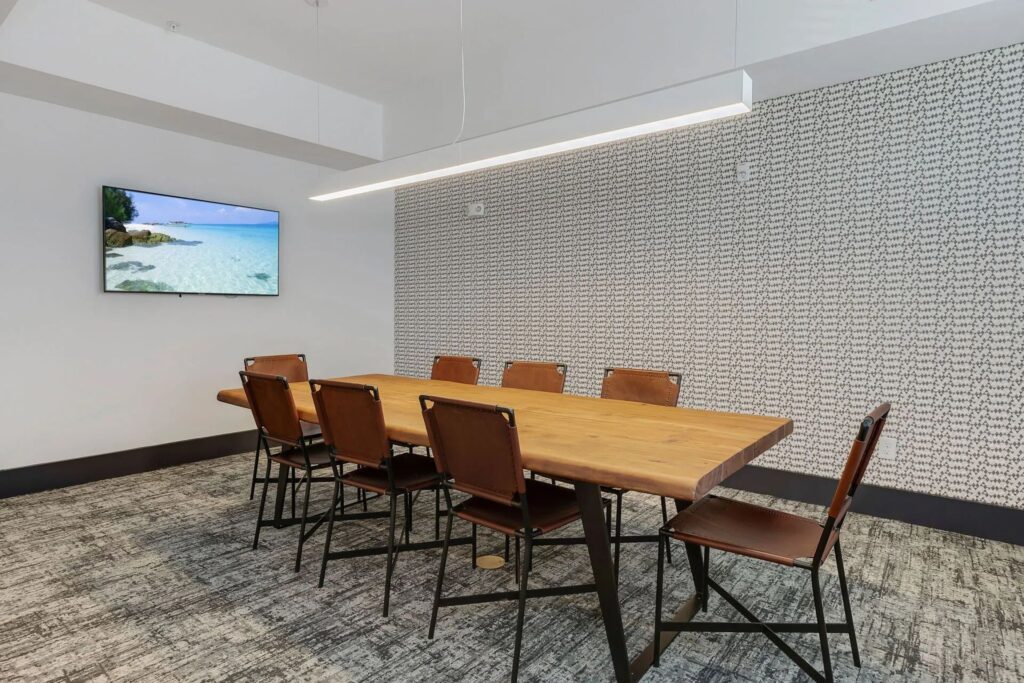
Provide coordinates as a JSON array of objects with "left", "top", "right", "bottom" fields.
[{"left": 102, "top": 187, "right": 279, "bottom": 295}]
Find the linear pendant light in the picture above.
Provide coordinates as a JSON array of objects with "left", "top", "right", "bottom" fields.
[{"left": 311, "top": 69, "right": 751, "bottom": 202}]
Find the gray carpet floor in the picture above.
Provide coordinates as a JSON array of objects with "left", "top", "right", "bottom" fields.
[{"left": 0, "top": 454, "right": 1021, "bottom": 682}]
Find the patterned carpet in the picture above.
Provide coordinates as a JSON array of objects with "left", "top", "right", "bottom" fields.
[{"left": 0, "top": 454, "right": 1021, "bottom": 682}]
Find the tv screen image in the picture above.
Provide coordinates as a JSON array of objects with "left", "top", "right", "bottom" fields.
[{"left": 102, "top": 186, "right": 279, "bottom": 296}]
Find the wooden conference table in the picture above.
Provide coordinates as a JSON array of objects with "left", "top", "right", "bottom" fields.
[{"left": 217, "top": 374, "right": 793, "bottom": 681}]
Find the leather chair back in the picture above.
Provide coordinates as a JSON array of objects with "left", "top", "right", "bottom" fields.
[
  {"left": 240, "top": 371, "right": 303, "bottom": 446},
  {"left": 827, "top": 403, "right": 891, "bottom": 526},
  {"left": 244, "top": 354, "right": 309, "bottom": 383},
  {"left": 601, "top": 367, "right": 681, "bottom": 407},
  {"left": 430, "top": 355, "right": 481, "bottom": 385},
  {"left": 421, "top": 395, "right": 525, "bottom": 506},
  {"left": 310, "top": 380, "right": 390, "bottom": 468},
  {"left": 501, "top": 361, "right": 567, "bottom": 393}
]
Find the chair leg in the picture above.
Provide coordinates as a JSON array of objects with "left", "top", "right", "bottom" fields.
[
  {"left": 660, "top": 496, "right": 673, "bottom": 564},
  {"left": 471, "top": 523, "right": 477, "bottom": 569},
  {"left": 510, "top": 536, "right": 533, "bottom": 683},
  {"left": 505, "top": 535, "right": 510, "bottom": 561},
  {"left": 683, "top": 542, "right": 705, "bottom": 610},
  {"left": 514, "top": 536, "right": 521, "bottom": 584},
  {"left": 294, "top": 467, "right": 312, "bottom": 572},
  {"left": 702, "top": 546, "right": 710, "bottom": 612},
  {"left": 361, "top": 487, "right": 368, "bottom": 512},
  {"left": 811, "top": 568, "right": 834, "bottom": 683},
  {"left": 290, "top": 466, "right": 297, "bottom": 519},
  {"left": 383, "top": 493, "right": 398, "bottom": 616},
  {"left": 834, "top": 541, "right": 860, "bottom": 667},
  {"left": 653, "top": 533, "right": 666, "bottom": 667},
  {"left": 252, "top": 456, "right": 272, "bottom": 549},
  {"left": 319, "top": 477, "right": 340, "bottom": 588},
  {"left": 403, "top": 491, "right": 412, "bottom": 545},
  {"left": 434, "top": 487, "right": 441, "bottom": 541},
  {"left": 429, "top": 488, "right": 454, "bottom": 639},
  {"left": 248, "top": 432, "right": 262, "bottom": 500},
  {"left": 613, "top": 491, "right": 623, "bottom": 579}
]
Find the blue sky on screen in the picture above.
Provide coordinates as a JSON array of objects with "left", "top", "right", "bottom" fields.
[{"left": 127, "top": 190, "right": 278, "bottom": 225}]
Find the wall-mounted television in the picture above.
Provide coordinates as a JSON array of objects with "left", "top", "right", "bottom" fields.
[{"left": 102, "top": 186, "right": 279, "bottom": 296}]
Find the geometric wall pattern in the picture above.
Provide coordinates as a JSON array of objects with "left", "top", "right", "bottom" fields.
[{"left": 395, "top": 44, "right": 1024, "bottom": 509}]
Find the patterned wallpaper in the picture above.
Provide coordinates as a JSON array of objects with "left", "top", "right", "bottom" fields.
[{"left": 394, "top": 44, "right": 1024, "bottom": 509}]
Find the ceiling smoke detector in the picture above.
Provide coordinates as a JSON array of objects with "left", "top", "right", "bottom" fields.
[{"left": 165, "top": 21, "right": 180, "bottom": 33}]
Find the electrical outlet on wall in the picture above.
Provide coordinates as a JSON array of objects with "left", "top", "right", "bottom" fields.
[
  {"left": 736, "top": 162, "right": 752, "bottom": 183},
  {"left": 466, "top": 202, "right": 487, "bottom": 218},
  {"left": 875, "top": 436, "right": 897, "bottom": 462}
]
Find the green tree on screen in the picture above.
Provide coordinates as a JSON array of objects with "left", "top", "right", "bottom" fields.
[{"left": 103, "top": 187, "right": 138, "bottom": 223}]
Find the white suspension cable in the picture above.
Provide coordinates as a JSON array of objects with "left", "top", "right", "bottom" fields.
[
  {"left": 733, "top": 0, "right": 739, "bottom": 69},
  {"left": 453, "top": 0, "right": 467, "bottom": 146},
  {"left": 314, "top": 0, "right": 321, "bottom": 145}
]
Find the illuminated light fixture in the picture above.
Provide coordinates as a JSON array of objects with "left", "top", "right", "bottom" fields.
[{"left": 311, "top": 69, "right": 752, "bottom": 201}]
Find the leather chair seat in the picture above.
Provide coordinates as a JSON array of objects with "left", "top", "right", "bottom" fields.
[
  {"left": 455, "top": 479, "right": 582, "bottom": 535},
  {"left": 665, "top": 495, "right": 834, "bottom": 567},
  {"left": 300, "top": 420, "right": 322, "bottom": 439},
  {"left": 341, "top": 453, "right": 441, "bottom": 494},
  {"left": 269, "top": 442, "right": 333, "bottom": 469}
]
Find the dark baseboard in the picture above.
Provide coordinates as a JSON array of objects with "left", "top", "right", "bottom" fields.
[
  {"left": 3, "top": 435, "right": 1020, "bottom": 546},
  {"left": 0, "top": 430, "right": 257, "bottom": 499},
  {"left": 724, "top": 464, "right": 1023, "bottom": 546}
]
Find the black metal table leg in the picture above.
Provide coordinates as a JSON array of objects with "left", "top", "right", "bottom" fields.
[
  {"left": 272, "top": 462, "right": 289, "bottom": 527},
  {"left": 573, "top": 480, "right": 631, "bottom": 683},
  {"left": 624, "top": 498, "right": 701, "bottom": 679}
]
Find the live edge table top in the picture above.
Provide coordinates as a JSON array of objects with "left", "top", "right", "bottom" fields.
[{"left": 217, "top": 374, "right": 793, "bottom": 502}]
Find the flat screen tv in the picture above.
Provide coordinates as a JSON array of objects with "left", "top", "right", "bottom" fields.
[{"left": 102, "top": 186, "right": 279, "bottom": 296}]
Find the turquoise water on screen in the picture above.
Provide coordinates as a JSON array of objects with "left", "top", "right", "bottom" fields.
[{"left": 104, "top": 223, "right": 279, "bottom": 295}]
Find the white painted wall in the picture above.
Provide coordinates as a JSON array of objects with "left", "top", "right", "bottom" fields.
[{"left": 0, "top": 91, "right": 394, "bottom": 470}]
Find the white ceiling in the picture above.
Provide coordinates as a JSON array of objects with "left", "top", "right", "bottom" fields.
[
  {"left": 8, "top": 0, "right": 1020, "bottom": 163},
  {"left": 87, "top": 0, "right": 1024, "bottom": 160},
  {"left": 88, "top": 0, "right": 1010, "bottom": 108},
  {"left": 89, "top": 0, "right": 462, "bottom": 104}
]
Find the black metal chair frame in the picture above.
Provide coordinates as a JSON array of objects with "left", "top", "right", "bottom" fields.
[
  {"left": 247, "top": 429, "right": 331, "bottom": 499},
  {"left": 653, "top": 409, "right": 888, "bottom": 683},
  {"left": 422, "top": 398, "right": 608, "bottom": 683},
  {"left": 315, "top": 383, "right": 472, "bottom": 617},
  {"left": 246, "top": 372, "right": 336, "bottom": 573},
  {"left": 243, "top": 353, "right": 331, "bottom": 502}
]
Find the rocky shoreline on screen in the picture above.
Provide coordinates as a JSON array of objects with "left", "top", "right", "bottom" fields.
[{"left": 103, "top": 218, "right": 174, "bottom": 248}]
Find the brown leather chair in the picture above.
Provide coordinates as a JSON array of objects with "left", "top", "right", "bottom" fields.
[
  {"left": 243, "top": 370, "right": 333, "bottom": 572},
  {"left": 421, "top": 395, "right": 605, "bottom": 683},
  {"left": 430, "top": 355, "right": 481, "bottom": 384},
  {"left": 311, "top": 379, "right": 446, "bottom": 616},
  {"left": 600, "top": 367, "right": 682, "bottom": 572},
  {"left": 501, "top": 360, "right": 567, "bottom": 393},
  {"left": 654, "top": 404, "right": 891, "bottom": 683},
  {"left": 243, "top": 354, "right": 321, "bottom": 499}
]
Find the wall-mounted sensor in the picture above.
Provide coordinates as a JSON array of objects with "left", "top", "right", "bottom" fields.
[{"left": 466, "top": 202, "right": 487, "bottom": 218}]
